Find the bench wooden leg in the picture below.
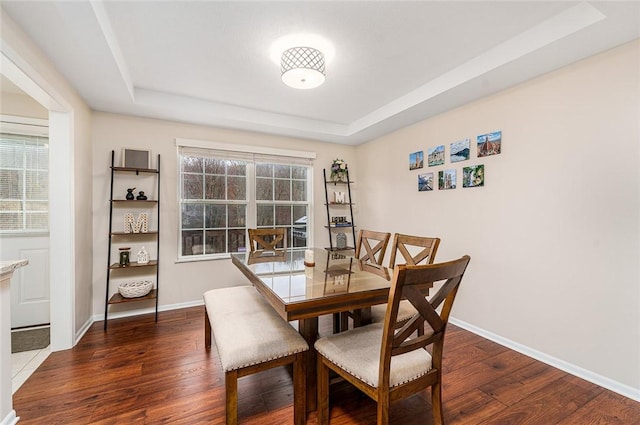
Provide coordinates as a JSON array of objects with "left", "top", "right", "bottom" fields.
[
  {"left": 293, "top": 352, "right": 306, "bottom": 425},
  {"left": 225, "top": 370, "right": 238, "bottom": 425},
  {"left": 204, "top": 306, "right": 212, "bottom": 348},
  {"left": 317, "top": 355, "right": 329, "bottom": 425}
]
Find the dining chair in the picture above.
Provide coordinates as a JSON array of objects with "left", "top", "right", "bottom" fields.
[
  {"left": 388, "top": 233, "right": 440, "bottom": 268},
  {"left": 339, "top": 229, "right": 391, "bottom": 330},
  {"left": 247, "top": 228, "right": 286, "bottom": 252},
  {"left": 315, "top": 255, "right": 471, "bottom": 425},
  {"left": 370, "top": 234, "right": 441, "bottom": 325},
  {"left": 355, "top": 229, "right": 392, "bottom": 265}
]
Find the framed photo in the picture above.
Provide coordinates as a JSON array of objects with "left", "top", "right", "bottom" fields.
[
  {"left": 450, "top": 139, "right": 470, "bottom": 163},
  {"left": 438, "top": 169, "right": 456, "bottom": 190},
  {"left": 428, "top": 145, "right": 445, "bottom": 167},
  {"left": 477, "top": 131, "right": 502, "bottom": 157},
  {"left": 418, "top": 173, "right": 434, "bottom": 191},
  {"left": 409, "top": 151, "right": 424, "bottom": 170},
  {"left": 122, "top": 148, "right": 151, "bottom": 169},
  {"left": 463, "top": 164, "right": 485, "bottom": 188}
]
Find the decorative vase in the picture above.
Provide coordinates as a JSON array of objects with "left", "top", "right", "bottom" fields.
[
  {"left": 119, "top": 247, "right": 131, "bottom": 266},
  {"left": 336, "top": 232, "right": 347, "bottom": 249},
  {"left": 125, "top": 188, "right": 135, "bottom": 200}
]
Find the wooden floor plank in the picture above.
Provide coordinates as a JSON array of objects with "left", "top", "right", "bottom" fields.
[
  {"left": 12, "top": 306, "right": 639, "bottom": 424},
  {"left": 475, "top": 374, "right": 604, "bottom": 425},
  {"left": 478, "top": 359, "right": 567, "bottom": 406},
  {"left": 556, "top": 389, "right": 640, "bottom": 425}
]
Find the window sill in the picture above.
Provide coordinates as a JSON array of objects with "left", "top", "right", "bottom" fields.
[
  {"left": 175, "top": 253, "right": 232, "bottom": 264},
  {"left": 0, "top": 231, "right": 49, "bottom": 237}
]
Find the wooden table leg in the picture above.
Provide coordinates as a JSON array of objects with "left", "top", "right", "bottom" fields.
[
  {"left": 299, "top": 317, "right": 319, "bottom": 412},
  {"left": 332, "top": 312, "right": 341, "bottom": 333},
  {"left": 352, "top": 306, "right": 372, "bottom": 327}
]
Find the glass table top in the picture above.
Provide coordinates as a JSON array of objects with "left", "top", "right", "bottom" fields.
[{"left": 231, "top": 248, "right": 392, "bottom": 305}]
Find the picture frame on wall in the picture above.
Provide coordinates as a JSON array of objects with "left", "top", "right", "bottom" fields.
[
  {"left": 477, "top": 131, "right": 502, "bottom": 157},
  {"left": 122, "top": 148, "right": 151, "bottom": 169},
  {"left": 463, "top": 164, "right": 485, "bottom": 188},
  {"left": 409, "top": 151, "right": 424, "bottom": 170},
  {"left": 438, "top": 169, "right": 456, "bottom": 190},
  {"left": 418, "top": 173, "right": 434, "bottom": 191},
  {"left": 450, "top": 139, "right": 470, "bottom": 163},
  {"left": 428, "top": 145, "right": 445, "bottom": 167}
]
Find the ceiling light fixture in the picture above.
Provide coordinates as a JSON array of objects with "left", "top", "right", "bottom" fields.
[{"left": 281, "top": 46, "right": 326, "bottom": 90}]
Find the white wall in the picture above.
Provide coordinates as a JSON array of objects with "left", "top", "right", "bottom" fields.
[
  {"left": 91, "top": 112, "right": 357, "bottom": 317},
  {"left": 1, "top": 10, "right": 93, "bottom": 348},
  {"left": 356, "top": 40, "right": 640, "bottom": 397}
]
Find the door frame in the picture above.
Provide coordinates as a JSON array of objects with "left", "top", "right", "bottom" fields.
[{"left": 1, "top": 51, "right": 76, "bottom": 351}]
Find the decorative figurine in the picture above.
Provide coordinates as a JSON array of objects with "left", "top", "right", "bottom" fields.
[
  {"left": 125, "top": 188, "right": 136, "bottom": 200},
  {"left": 136, "top": 191, "right": 148, "bottom": 200},
  {"left": 137, "top": 246, "right": 149, "bottom": 264}
]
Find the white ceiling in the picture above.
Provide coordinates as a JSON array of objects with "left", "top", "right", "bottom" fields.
[{"left": 2, "top": 1, "right": 639, "bottom": 145}]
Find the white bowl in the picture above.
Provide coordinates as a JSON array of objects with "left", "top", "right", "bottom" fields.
[{"left": 118, "top": 280, "right": 153, "bottom": 298}]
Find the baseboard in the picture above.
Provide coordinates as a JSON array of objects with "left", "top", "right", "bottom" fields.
[
  {"left": 93, "top": 299, "right": 204, "bottom": 323},
  {"left": 74, "top": 317, "right": 93, "bottom": 346},
  {"left": 0, "top": 410, "right": 19, "bottom": 425},
  {"left": 449, "top": 317, "right": 640, "bottom": 402}
]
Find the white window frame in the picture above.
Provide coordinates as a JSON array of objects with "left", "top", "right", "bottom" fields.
[
  {"left": 176, "top": 138, "right": 316, "bottom": 262},
  {"left": 0, "top": 115, "right": 49, "bottom": 235}
]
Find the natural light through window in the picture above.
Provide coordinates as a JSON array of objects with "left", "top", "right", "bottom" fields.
[
  {"left": 177, "top": 142, "right": 314, "bottom": 260},
  {"left": 0, "top": 133, "right": 49, "bottom": 232}
]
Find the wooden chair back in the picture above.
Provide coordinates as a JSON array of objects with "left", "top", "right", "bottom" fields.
[
  {"left": 388, "top": 233, "right": 440, "bottom": 267},
  {"left": 355, "top": 229, "right": 391, "bottom": 265},
  {"left": 316, "top": 255, "right": 471, "bottom": 425},
  {"left": 380, "top": 255, "right": 470, "bottom": 422},
  {"left": 247, "top": 228, "right": 286, "bottom": 252}
]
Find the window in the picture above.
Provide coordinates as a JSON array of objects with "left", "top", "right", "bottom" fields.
[
  {"left": 0, "top": 132, "right": 49, "bottom": 232},
  {"left": 178, "top": 142, "right": 314, "bottom": 259}
]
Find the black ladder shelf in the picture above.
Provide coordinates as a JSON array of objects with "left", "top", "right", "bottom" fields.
[
  {"left": 104, "top": 150, "right": 160, "bottom": 330},
  {"left": 323, "top": 168, "right": 356, "bottom": 251}
]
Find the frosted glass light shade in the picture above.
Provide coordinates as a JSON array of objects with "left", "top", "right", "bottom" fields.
[{"left": 281, "top": 47, "right": 326, "bottom": 89}]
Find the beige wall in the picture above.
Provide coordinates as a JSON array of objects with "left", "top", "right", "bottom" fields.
[
  {"left": 1, "top": 10, "right": 93, "bottom": 347},
  {"left": 91, "top": 112, "right": 357, "bottom": 317},
  {"left": 356, "top": 40, "right": 640, "bottom": 394},
  {"left": 0, "top": 91, "right": 47, "bottom": 118}
]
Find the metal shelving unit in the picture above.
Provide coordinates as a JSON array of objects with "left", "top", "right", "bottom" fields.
[
  {"left": 104, "top": 150, "right": 160, "bottom": 329},
  {"left": 323, "top": 168, "right": 356, "bottom": 251}
]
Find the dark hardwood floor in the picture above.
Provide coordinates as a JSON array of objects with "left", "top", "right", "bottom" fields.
[{"left": 13, "top": 306, "right": 640, "bottom": 424}]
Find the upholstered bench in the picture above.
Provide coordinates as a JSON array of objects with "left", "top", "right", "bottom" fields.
[{"left": 204, "top": 286, "right": 308, "bottom": 425}]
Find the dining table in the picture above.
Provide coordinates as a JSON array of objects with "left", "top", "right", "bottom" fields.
[{"left": 230, "top": 247, "right": 395, "bottom": 412}]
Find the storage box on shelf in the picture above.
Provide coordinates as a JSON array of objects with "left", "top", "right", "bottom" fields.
[{"left": 104, "top": 150, "right": 161, "bottom": 329}]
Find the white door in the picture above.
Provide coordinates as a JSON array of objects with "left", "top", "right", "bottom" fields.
[
  {"left": 0, "top": 122, "right": 50, "bottom": 329},
  {"left": 1, "top": 234, "right": 50, "bottom": 328}
]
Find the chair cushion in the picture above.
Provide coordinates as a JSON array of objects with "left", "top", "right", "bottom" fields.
[
  {"left": 204, "top": 286, "right": 308, "bottom": 372},
  {"left": 315, "top": 322, "right": 432, "bottom": 388},
  {"left": 370, "top": 300, "right": 417, "bottom": 323}
]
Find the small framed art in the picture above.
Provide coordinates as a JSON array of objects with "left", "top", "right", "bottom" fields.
[
  {"left": 409, "top": 151, "right": 424, "bottom": 170},
  {"left": 450, "top": 139, "right": 470, "bottom": 163},
  {"left": 418, "top": 173, "right": 434, "bottom": 191},
  {"left": 428, "top": 145, "right": 445, "bottom": 167},
  {"left": 122, "top": 148, "right": 151, "bottom": 169},
  {"left": 477, "top": 131, "right": 501, "bottom": 157},
  {"left": 463, "top": 164, "right": 485, "bottom": 188},
  {"left": 438, "top": 169, "right": 456, "bottom": 190}
]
